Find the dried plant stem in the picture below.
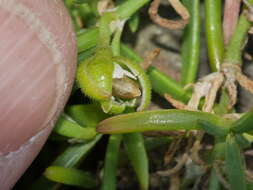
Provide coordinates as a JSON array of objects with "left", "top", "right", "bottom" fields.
[
  {"left": 169, "top": 173, "right": 180, "bottom": 190},
  {"left": 223, "top": 0, "right": 241, "bottom": 45},
  {"left": 157, "top": 153, "right": 189, "bottom": 176},
  {"left": 149, "top": 0, "right": 189, "bottom": 30},
  {"left": 213, "top": 161, "right": 230, "bottom": 189},
  {"left": 164, "top": 137, "right": 183, "bottom": 165},
  {"left": 141, "top": 48, "right": 160, "bottom": 70}
]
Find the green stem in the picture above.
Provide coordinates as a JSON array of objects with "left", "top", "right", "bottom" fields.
[
  {"left": 181, "top": 0, "right": 201, "bottom": 85},
  {"left": 77, "top": 0, "right": 150, "bottom": 53},
  {"left": 112, "top": 28, "right": 124, "bottom": 56},
  {"left": 77, "top": 28, "right": 99, "bottom": 53},
  {"left": 147, "top": 66, "right": 191, "bottom": 103},
  {"left": 120, "top": 44, "right": 143, "bottom": 63},
  {"left": 98, "top": 13, "right": 117, "bottom": 48},
  {"left": 205, "top": 0, "right": 224, "bottom": 71},
  {"left": 116, "top": 0, "right": 150, "bottom": 20},
  {"left": 224, "top": 1, "right": 253, "bottom": 65}
]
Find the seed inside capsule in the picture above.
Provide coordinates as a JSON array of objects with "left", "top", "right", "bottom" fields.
[{"left": 112, "top": 76, "right": 141, "bottom": 99}]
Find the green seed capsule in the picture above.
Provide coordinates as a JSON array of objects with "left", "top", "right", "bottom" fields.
[
  {"left": 77, "top": 47, "right": 114, "bottom": 101},
  {"left": 113, "top": 56, "right": 151, "bottom": 111}
]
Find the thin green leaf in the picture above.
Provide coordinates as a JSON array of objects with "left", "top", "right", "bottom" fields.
[
  {"left": 101, "top": 134, "right": 122, "bottom": 190},
  {"left": 124, "top": 133, "right": 149, "bottom": 190},
  {"left": 225, "top": 135, "right": 247, "bottom": 190},
  {"left": 53, "top": 134, "right": 102, "bottom": 167},
  {"left": 53, "top": 113, "right": 96, "bottom": 140},
  {"left": 77, "top": 27, "right": 99, "bottom": 53},
  {"left": 208, "top": 168, "right": 221, "bottom": 190},
  {"left": 65, "top": 104, "right": 108, "bottom": 127},
  {"left": 97, "top": 110, "right": 228, "bottom": 134},
  {"left": 78, "top": 47, "right": 96, "bottom": 63},
  {"left": 44, "top": 166, "right": 97, "bottom": 189},
  {"left": 30, "top": 135, "right": 102, "bottom": 190},
  {"left": 128, "top": 13, "right": 140, "bottom": 33},
  {"left": 230, "top": 110, "right": 253, "bottom": 134},
  {"left": 198, "top": 120, "right": 229, "bottom": 137},
  {"left": 115, "top": 0, "right": 150, "bottom": 20},
  {"left": 235, "top": 134, "right": 251, "bottom": 149}
]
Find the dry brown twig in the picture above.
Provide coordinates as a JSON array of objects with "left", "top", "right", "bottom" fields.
[
  {"left": 190, "top": 132, "right": 206, "bottom": 166},
  {"left": 165, "top": 72, "right": 224, "bottom": 113},
  {"left": 164, "top": 137, "right": 183, "bottom": 165},
  {"left": 166, "top": 62, "right": 253, "bottom": 112},
  {"left": 221, "top": 63, "right": 253, "bottom": 108},
  {"left": 244, "top": 52, "right": 253, "bottom": 60},
  {"left": 245, "top": 170, "right": 253, "bottom": 181},
  {"left": 141, "top": 48, "right": 161, "bottom": 70},
  {"left": 213, "top": 161, "right": 230, "bottom": 189},
  {"left": 149, "top": 0, "right": 189, "bottom": 30},
  {"left": 157, "top": 153, "right": 189, "bottom": 176},
  {"left": 169, "top": 173, "right": 180, "bottom": 190},
  {"left": 163, "top": 73, "right": 225, "bottom": 176},
  {"left": 221, "top": 63, "right": 239, "bottom": 108},
  {"left": 164, "top": 94, "right": 188, "bottom": 110}
]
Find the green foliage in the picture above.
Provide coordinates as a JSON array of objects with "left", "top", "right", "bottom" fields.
[
  {"left": 26, "top": 0, "right": 253, "bottom": 190},
  {"left": 44, "top": 166, "right": 97, "bottom": 189},
  {"left": 123, "top": 133, "right": 149, "bottom": 190},
  {"left": 225, "top": 135, "right": 247, "bottom": 190}
]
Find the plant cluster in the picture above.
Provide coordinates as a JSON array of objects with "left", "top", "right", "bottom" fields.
[{"left": 16, "top": 0, "right": 253, "bottom": 189}]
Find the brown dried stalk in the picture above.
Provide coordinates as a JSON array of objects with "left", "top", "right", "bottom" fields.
[
  {"left": 149, "top": 0, "right": 189, "bottom": 30},
  {"left": 223, "top": 0, "right": 241, "bottom": 45},
  {"left": 164, "top": 94, "right": 188, "bottom": 110},
  {"left": 213, "top": 161, "right": 230, "bottom": 189},
  {"left": 157, "top": 153, "right": 189, "bottom": 176},
  {"left": 141, "top": 48, "right": 161, "bottom": 70}
]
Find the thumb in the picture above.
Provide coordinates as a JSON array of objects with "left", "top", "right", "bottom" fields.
[{"left": 0, "top": 0, "right": 76, "bottom": 189}]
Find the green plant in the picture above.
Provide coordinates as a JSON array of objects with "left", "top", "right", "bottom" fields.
[{"left": 17, "top": 0, "right": 253, "bottom": 189}]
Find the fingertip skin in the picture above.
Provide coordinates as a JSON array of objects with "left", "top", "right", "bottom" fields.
[{"left": 0, "top": 0, "right": 77, "bottom": 189}]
